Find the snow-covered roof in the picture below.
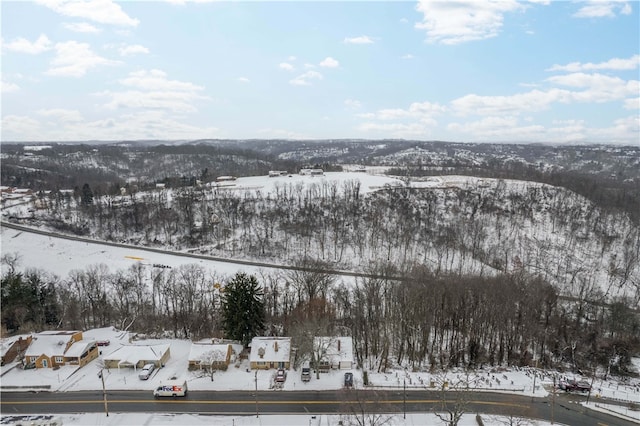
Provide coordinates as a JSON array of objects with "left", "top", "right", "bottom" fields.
[
  {"left": 1, "top": 335, "right": 29, "bottom": 357},
  {"left": 314, "top": 336, "right": 354, "bottom": 364},
  {"left": 103, "top": 344, "right": 170, "bottom": 367},
  {"left": 64, "top": 340, "right": 96, "bottom": 358},
  {"left": 249, "top": 337, "right": 291, "bottom": 363},
  {"left": 25, "top": 331, "right": 80, "bottom": 358},
  {"left": 188, "top": 343, "right": 230, "bottom": 363}
]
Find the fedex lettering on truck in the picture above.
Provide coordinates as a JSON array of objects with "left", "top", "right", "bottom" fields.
[{"left": 153, "top": 380, "right": 188, "bottom": 397}]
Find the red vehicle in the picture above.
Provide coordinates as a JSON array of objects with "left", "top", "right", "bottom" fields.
[
  {"left": 275, "top": 369, "right": 287, "bottom": 382},
  {"left": 96, "top": 340, "right": 111, "bottom": 346}
]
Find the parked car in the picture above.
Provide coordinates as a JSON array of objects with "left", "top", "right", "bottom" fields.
[
  {"left": 559, "top": 379, "right": 591, "bottom": 392},
  {"left": 301, "top": 361, "right": 311, "bottom": 382},
  {"left": 275, "top": 368, "right": 287, "bottom": 382},
  {"left": 344, "top": 372, "right": 354, "bottom": 388},
  {"left": 138, "top": 363, "right": 155, "bottom": 380},
  {"left": 96, "top": 340, "right": 110, "bottom": 346}
]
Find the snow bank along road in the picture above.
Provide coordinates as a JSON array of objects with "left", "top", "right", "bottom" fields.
[{"left": 1, "top": 389, "right": 637, "bottom": 426}]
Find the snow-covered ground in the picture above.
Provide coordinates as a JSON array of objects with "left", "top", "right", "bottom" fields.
[
  {"left": 0, "top": 412, "right": 562, "bottom": 426},
  {"left": 1, "top": 413, "right": 561, "bottom": 426},
  {"left": 0, "top": 224, "right": 264, "bottom": 283}
]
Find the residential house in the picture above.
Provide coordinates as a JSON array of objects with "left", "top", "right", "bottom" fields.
[
  {"left": 249, "top": 337, "right": 291, "bottom": 370},
  {"left": 24, "top": 331, "right": 98, "bottom": 369},
  {"left": 103, "top": 344, "right": 170, "bottom": 370},
  {"left": 314, "top": 336, "right": 354, "bottom": 372},
  {"left": 1, "top": 335, "right": 32, "bottom": 366},
  {"left": 188, "top": 340, "right": 243, "bottom": 371}
]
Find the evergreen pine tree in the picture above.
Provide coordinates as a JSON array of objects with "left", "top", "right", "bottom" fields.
[
  {"left": 81, "top": 183, "right": 94, "bottom": 205},
  {"left": 221, "top": 272, "right": 265, "bottom": 346}
]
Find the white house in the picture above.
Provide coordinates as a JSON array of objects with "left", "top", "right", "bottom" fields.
[
  {"left": 188, "top": 340, "right": 243, "bottom": 371},
  {"left": 249, "top": 337, "right": 291, "bottom": 370},
  {"left": 103, "top": 344, "right": 170, "bottom": 370},
  {"left": 314, "top": 336, "right": 354, "bottom": 370}
]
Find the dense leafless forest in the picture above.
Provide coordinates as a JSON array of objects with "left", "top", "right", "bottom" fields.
[{"left": 2, "top": 140, "right": 639, "bottom": 376}]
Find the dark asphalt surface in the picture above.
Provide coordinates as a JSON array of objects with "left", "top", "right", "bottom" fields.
[{"left": 1, "top": 389, "right": 637, "bottom": 425}]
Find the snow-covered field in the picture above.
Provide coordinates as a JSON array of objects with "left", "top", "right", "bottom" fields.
[{"left": 0, "top": 225, "right": 264, "bottom": 282}]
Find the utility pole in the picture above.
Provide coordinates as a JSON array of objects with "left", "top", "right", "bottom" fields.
[
  {"left": 255, "top": 370, "right": 258, "bottom": 418},
  {"left": 551, "top": 375, "right": 555, "bottom": 425},
  {"left": 100, "top": 368, "right": 109, "bottom": 417},
  {"left": 403, "top": 367, "right": 407, "bottom": 420}
]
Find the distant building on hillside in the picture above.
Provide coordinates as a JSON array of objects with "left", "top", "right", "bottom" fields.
[{"left": 300, "top": 168, "right": 323, "bottom": 176}]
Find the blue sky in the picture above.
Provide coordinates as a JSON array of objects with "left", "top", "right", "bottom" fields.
[{"left": 1, "top": 0, "right": 638, "bottom": 144}]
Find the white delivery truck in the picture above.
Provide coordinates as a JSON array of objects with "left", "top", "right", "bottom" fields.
[{"left": 153, "top": 380, "right": 188, "bottom": 397}]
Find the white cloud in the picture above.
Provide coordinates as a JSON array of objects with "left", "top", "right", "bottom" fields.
[
  {"left": 401, "top": 54, "right": 415, "bottom": 60},
  {"left": 289, "top": 71, "right": 323, "bottom": 86},
  {"left": 237, "top": 77, "right": 250, "bottom": 83},
  {"left": 165, "top": 0, "right": 219, "bottom": 4},
  {"left": 119, "top": 69, "right": 204, "bottom": 92},
  {"left": 356, "top": 101, "right": 444, "bottom": 137},
  {"left": 573, "top": 1, "right": 632, "bottom": 18},
  {"left": 37, "top": 108, "right": 83, "bottom": 122},
  {"left": 257, "top": 128, "right": 309, "bottom": 139},
  {"left": 97, "top": 69, "right": 208, "bottom": 113},
  {"left": 36, "top": 0, "right": 139, "bottom": 26},
  {"left": 279, "top": 62, "right": 295, "bottom": 71},
  {"left": 590, "top": 115, "right": 639, "bottom": 143},
  {"left": 319, "top": 57, "right": 339, "bottom": 68},
  {"left": 414, "top": 0, "right": 523, "bottom": 44},
  {"left": 1, "top": 115, "right": 41, "bottom": 139},
  {"left": 288, "top": 56, "right": 297, "bottom": 62},
  {"left": 118, "top": 44, "right": 150, "bottom": 56},
  {"left": 1, "top": 80, "right": 20, "bottom": 93},
  {"left": 451, "top": 89, "right": 573, "bottom": 116},
  {"left": 367, "top": 101, "right": 445, "bottom": 123},
  {"left": 623, "top": 97, "right": 639, "bottom": 110},
  {"left": 547, "top": 54, "right": 640, "bottom": 72},
  {"left": 3, "top": 34, "right": 52, "bottom": 54},
  {"left": 448, "top": 116, "right": 546, "bottom": 139},
  {"left": 63, "top": 22, "right": 101, "bottom": 33},
  {"left": 546, "top": 72, "right": 639, "bottom": 103},
  {"left": 343, "top": 35, "right": 374, "bottom": 44},
  {"left": 344, "top": 99, "right": 362, "bottom": 109},
  {"left": 43, "top": 110, "right": 218, "bottom": 141},
  {"left": 357, "top": 122, "right": 429, "bottom": 137},
  {"left": 45, "top": 41, "right": 120, "bottom": 77}
]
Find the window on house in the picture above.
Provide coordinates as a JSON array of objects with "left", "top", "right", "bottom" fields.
[{"left": 55, "top": 357, "right": 64, "bottom": 363}]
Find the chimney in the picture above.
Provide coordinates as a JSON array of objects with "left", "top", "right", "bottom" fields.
[
  {"left": 258, "top": 347, "right": 265, "bottom": 359},
  {"left": 274, "top": 341, "right": 279, "bottom": 352}
]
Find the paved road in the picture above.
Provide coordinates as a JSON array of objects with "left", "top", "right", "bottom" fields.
[{"left": 0, "top": 389, "right": 635, "bottom": 425}]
